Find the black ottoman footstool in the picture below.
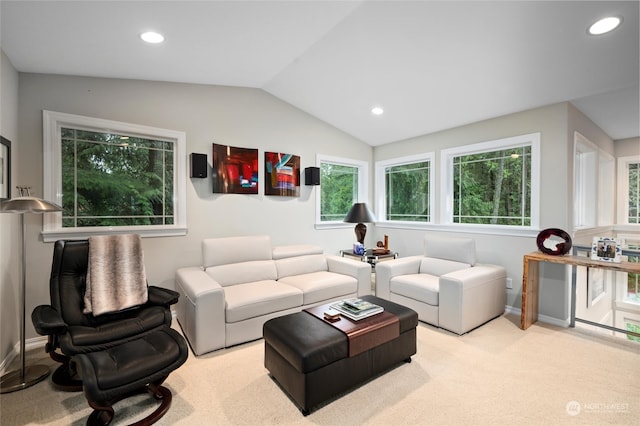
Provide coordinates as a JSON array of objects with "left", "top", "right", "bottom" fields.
[
  {"left": 73, "top": 326, "right": 188, "bottom": 426},
  {"left": 263, "top": 295, "right": 417, "bottom": 415}
]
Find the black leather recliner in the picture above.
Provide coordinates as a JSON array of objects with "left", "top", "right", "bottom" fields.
[{"left": 31, "top": 239, "right": 180, "bottom": 390}]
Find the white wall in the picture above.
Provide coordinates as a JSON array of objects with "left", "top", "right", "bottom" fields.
[
  {"left": 615, "top": 137, "right": 640, "bottom": 158},
  {"left": 15, "top": 73, "right": 372, "bottom": 342},
  {"left": 0, "top": 49, "right": 21, "bottom": 366}
]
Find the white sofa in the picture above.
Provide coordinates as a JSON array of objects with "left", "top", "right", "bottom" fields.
[
  {"left": 375, "top": 235, "right": 506, "bottom": 335},
  {"left": 175, "top": 235, "right": 372, "bottom": 355}
]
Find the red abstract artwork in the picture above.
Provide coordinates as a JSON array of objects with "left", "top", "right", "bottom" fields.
[{"left": 212, "top": 143, "right": 259, "bottom": 194}]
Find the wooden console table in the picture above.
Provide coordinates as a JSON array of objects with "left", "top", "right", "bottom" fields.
[{"left": 521, "top": 251, "right": 640, "bottom": 331}]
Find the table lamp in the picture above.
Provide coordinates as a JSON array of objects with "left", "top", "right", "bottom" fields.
[
  {"left": 0, "top": 186, "right": 62, "bottom": 393},
  {"left": 344, "top": 202, "right": 376, "bottom": 245}
]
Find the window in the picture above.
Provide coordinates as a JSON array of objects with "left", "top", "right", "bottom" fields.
[
  {"left": 316, "top": 155, "right": 368, "bottom": 226},
  {"left": 574, "top": 132, "right": 615, "bottom": 229},
  {"left": 617, "top": 155, "right": 640, "bottom": 225},
  {"left": 614, "top": 236, "right": 640, "bottom": 341},
  {"left": 375, "top": 153, "right": 434, "bottom": 224},
  {"left": 441, "top": 133, "right": 540, "bottom": 231},
  {"left": 43, "top": 110, "right": 186, "bottom": 241}
]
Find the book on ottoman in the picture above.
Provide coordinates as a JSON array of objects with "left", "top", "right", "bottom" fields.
[{"left": 330, "top": 298, "right": 383, "bottom": 321}]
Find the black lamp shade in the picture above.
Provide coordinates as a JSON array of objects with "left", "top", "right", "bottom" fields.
[{"left": 344, "top": 203, "right": 376, "bottom": 224}]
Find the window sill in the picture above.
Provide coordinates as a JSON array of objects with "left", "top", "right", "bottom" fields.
[
  {"left": 42, "top": 226, "right": 187, "bottom": 242},
  {"left": 375, "top": 222, "right": 540, "bottom": 237},
  {"left": 314, "top": 222, "right": 353, "bottom": 230},
  {"left": 615, "top": 300, "right": 640, "bottom": 314}
]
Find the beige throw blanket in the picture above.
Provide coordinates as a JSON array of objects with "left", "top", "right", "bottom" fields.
[{"left": 84, "top": 234, "right": 148, "bottom": 316}]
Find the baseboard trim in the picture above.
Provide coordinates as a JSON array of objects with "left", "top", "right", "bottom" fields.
[
  {"left": 0, "top": 336, "right": 48, "bottom": 376},
  {"left": 504, "top": 305, "right": 570, "bottom": 328}
]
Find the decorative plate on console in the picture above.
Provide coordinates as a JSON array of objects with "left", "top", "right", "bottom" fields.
[{"left": 536, "top": 228, "right": 572, "bottom": 256}]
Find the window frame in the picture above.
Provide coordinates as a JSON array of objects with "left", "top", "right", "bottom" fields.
[
  {"left": 573, "top": 132, "right": 615, "bottom": 229},
  {"left": 617, "top": 154, "right": 640, "bottom": 226},
  {"left": 375, "top": 152, "right": 435, "bottom": 228},
  {"left": 315, "top": 154, "right": 368, "bottom": 229},
  {"left": 42, "top": 110, "right": 187, "bottom": 242},
  {"left": 440, "top": 132, "right": 540, "bottom": 235}
]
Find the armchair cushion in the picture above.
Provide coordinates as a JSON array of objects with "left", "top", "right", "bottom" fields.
[
  {"left": 390, "top": 274, "right": 440, "bottom": 306},
  {"left": 61, "top": 306, "right": 171, "bottom": 352},
  {"left": 424, "top": 236, "right": 476, "bottom": 265},
  {"left": 419, "top": 258, "right": 470, "bottom": 276}
]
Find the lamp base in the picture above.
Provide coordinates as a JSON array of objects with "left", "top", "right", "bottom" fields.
[
  {"left": 354, "top": 223, "right": 367, "bottom": 245},
  {"left": 0, "top": 364, "right": 50, "bottom": 394}
]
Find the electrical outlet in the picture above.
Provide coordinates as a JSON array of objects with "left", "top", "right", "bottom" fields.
[{"left": 506, "top": 278, "right": 513, "bottom": 289}]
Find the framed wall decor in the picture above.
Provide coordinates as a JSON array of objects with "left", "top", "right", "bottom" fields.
[
  {"left": 0, "top": 136, "right": 11, "bottom": 200},
  {"left": 264, "top": 152, "right": 300, "bottom": 197},
  {"left": 591, "top": 237, "right": 622, "bottom": 263},
  {"left": 212, "top": 143, "right": 259, "bottom": 194}
]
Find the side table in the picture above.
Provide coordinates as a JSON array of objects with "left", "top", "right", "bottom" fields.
[{"left": 340, "top": 248, "right": 398, "bottom": 268}]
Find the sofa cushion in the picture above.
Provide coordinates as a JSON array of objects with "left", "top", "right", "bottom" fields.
[
  {"left": 275, "top": 254, "right": 328, "bottom": 280},
  {"left": 390, "top": 274, "right": 440, "bottom": 306},
  {"left": 272, "top": 244, "right": 323, "bottom": 260},
  {"left": 278, "top": 271, "right": 357, "bottom": 305},
  {"left": 202, "top": 235, "right": 272, "bottom": 268},
  {"left": 206, "top": 260, "right": 277, "bottom": 287},
  {"left": 224, "top": 281, "right": 303, "bottom": 323},
  {"left": 419, "top": 258, "right": 470, "bottom": 276}
]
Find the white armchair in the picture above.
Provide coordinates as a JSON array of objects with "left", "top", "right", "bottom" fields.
[{"left": 375, "top": 235, "right": 506, "bottom": 334}]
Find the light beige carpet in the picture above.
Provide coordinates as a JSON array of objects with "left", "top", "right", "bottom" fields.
[{"left": 1, "top": 314, "right": 638, "bottom": 425}]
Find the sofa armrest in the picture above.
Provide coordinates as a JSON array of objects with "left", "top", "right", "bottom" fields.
[
  {"left": 374, "top": 256, "right": 422, "bottom": 299},
  {"left": 175, "top": 266, "right": 226, "bottom": 355},
  {"left": 439, "top": 264, "right": 506, "bottom": 335},
  {"left": 326, "top": 255, "right": 372, "bottom": 296}
]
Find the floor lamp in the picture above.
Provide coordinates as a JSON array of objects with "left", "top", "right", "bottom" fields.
[{"left": 0, "top": 187, "right": 62, "bottom": 393}]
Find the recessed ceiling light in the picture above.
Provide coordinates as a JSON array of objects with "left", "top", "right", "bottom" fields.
[
  {"left": 140, "top": 31, "right": 165, "bottom": 44},
  {"left": 588, "top": 16, "right": 622, "bottom": 35},
  {"left": 371, "top": 107, "right": 384, "bottom": 116}
]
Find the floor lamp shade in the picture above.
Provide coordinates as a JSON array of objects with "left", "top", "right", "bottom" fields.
[
  {"left": 344, "top": 202, "right": 376, "bottom": 245},
  {"left": 0, "top": 192, "right": 62, "bottom": 393}
]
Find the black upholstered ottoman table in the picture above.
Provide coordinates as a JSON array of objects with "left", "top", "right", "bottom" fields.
[{"left": 263, "top": 295, "right": 418, "bottom": 415}]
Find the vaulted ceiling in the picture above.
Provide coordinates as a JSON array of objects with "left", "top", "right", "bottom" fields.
[{"left": 2, "top": 1, "right": 638, "bottom": 146}]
